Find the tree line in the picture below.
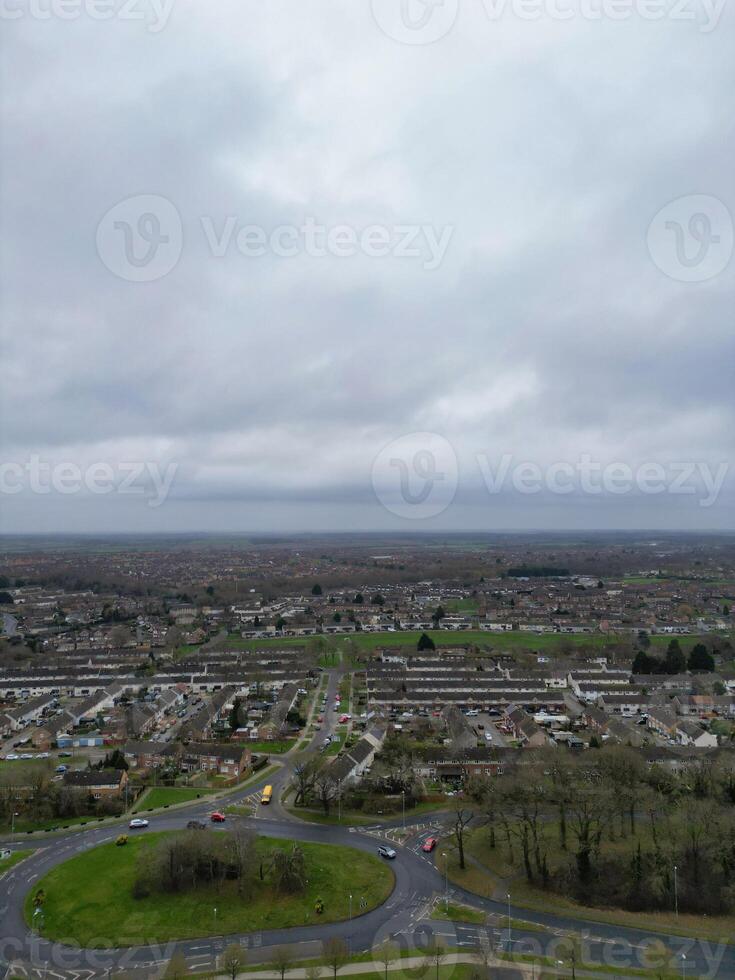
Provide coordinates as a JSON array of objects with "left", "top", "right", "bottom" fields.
[{"left": 463, "top": 745, "right": 735, "bottom": 915}]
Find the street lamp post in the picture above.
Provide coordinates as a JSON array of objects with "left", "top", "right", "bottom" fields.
[
  {"left": 214, "top": 907, "right": 217, "bottom": 929},
  {"left": 673, "top": 864, "right": 678, "bottom": 918},
  {"left": 443, "top": 852, "right": 448, "bottom": 909},
  {"left": 401, "top": 790, "right": 405, "bottom": 829},
  {"left": 349, "top": 894, "right": 352, "bottom": 921},
  {"left": 680, "top": 953, "right": 686, "bottom": 980},
  {"left": 11, "top": 811, "right": 18, "bottom": 834},
  {"left": 507, "top": 892, "right": 512, "bottom": 957}
]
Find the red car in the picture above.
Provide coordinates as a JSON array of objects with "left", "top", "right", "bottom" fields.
[
  {"left": 422, "top": 837, "right": 438, "bottom": 853},
  {"left": 210, "top": 811, "right": 226, "bottom": 823}
]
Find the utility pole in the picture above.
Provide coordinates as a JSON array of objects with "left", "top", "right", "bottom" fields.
[
  {"left": 349, "top": 893, "right": 353, "bottom": 921},
  {"left": 507, "top": 891, "right": 512, "bottom": 957},
  {"left": 401, "top": 789, "right": 405, "bottom": 829},
  {"left": 443, "top": 852, "right": 448, "bottom": 909},
  {"left": 673, "top": 864, "right": 678, "bottom": 917}
]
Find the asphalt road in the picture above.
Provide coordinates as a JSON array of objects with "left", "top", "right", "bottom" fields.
[{"left": 0, "top": 671, "right": 733, "bottom": 978}]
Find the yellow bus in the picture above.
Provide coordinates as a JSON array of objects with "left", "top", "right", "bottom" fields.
[{"left": 261, "top": 785, "right": 273, "bottom": 805}]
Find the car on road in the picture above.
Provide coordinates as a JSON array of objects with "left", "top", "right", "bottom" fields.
[
  {"left": 129, "top": 818, "right": 149, "bottom": 829},
  {"left": 210, "top": 811, "right": 226, "bottom": 822},
  {"left": 378, "top": 845, "right": 397, "bottom": 859},
  {"left": 484, "top": 732, "right": 493, "bottom": 741},
  {"left": 422, "top": 837, "right": 438, "bottom": 852}
]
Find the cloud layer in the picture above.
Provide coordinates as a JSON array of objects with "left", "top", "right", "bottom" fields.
[{"left": 1, "top": 0, "right": 733, "bottom": 532}]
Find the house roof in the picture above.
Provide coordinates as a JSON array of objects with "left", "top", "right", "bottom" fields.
[{"left": 63, "top": 769, "right": 125, "bottom": 788}]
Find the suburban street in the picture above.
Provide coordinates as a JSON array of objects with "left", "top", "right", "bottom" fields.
[{"left": 1, "top": 671, "right": 733, "bottom": 979}]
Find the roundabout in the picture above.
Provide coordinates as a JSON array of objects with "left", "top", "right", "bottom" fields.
[{"left": 23, "top": 831, "right": 395, "bottom": 945}]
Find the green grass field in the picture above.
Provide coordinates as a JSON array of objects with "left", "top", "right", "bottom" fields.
[
  {"left": 227, "top": 629, "right": 713, "bottom": 656},
  {"left": 26, "top": 832, "right": 395, "bottom": 945},
  {"left": 136, "top": 786, "right": 210, "bottom": 809},
  {"left": 11, "top": 813, "right": 110, "bottom": 834},
  {"left": 430, "top": 901, "right": 486, "bottom": 924},
  {"left": 241, "top": 739, "right": 296, "bottom": 754},
  {"left": 0, "top": 849, "right": 33, "bottom": 874}
]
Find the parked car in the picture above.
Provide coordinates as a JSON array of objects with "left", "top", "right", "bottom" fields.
[
  {"left": 422, "top": 837, "right": 438, "bottom": 852},
  {"left": 378, "top": 845, "right": 397, "bottom": 859},
  {"left": 187, "top": 820, "right": 207, "bottom": 830},
  {"left": 210, "top": 811, "right": 226, "bottom": 823},
  {"left": 129, "top": 818, "right": 149, "bottom": 829}
]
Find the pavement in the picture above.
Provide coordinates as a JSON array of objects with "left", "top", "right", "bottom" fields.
[{"left": 0, "top": 669, "right": 733, "bottom": 979}]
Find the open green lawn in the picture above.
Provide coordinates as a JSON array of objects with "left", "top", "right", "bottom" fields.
[
  {"left": 288, "top": 798, "right": 449, "bottom": 827},
  {"left": 26, "top": 831, "right": 395, "bottom": 945},
  {"left": 430, "top": 901, "right": 486, "bottom": 924},
  {"left": 226, "top": 629, "right": 717, "bottom": 656},
  {"left": 241, "top": 739, "right": 297, "bottom": 754},
  {"left": 135, "top": 786, "right": 210, "bottom": 809},
  {"left": 0, "top": 849, "right": 34, "bottom": 874},
  {"left": 11, "top": 813, "right": 111, "bottom": 834}
]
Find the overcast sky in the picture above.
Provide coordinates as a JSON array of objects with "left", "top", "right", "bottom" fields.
[{"left": 1, "top": 0, "right": 733, "bottom": 534}]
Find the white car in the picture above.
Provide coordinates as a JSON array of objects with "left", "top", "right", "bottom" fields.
[
  {"left": 5, "top": 753, "right": 19, "bottom": 761},
  {"left": 378, "top": 845, "right": 397, "bottom": 859},
  {"left": 129, "top": 818, "right": 149, "bottom": 829}
]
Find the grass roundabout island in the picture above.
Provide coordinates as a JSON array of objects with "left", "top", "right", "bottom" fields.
[{"left": 25, "top": 831, "right": 395, "bottom": 946}]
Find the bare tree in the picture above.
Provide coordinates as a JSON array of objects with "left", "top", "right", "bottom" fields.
[
  {"left": 164, "top": 951, "right": 189, "bottom": 980},
  {"left": 322, "top": 938, "right": 350, "bottom": 979},
  {"left": 220, "top": 944, "right": 248, "bottom": 980},
  {"left": 450, "top": 804, "right": 474, "bottom": 870},
  {"left": 314, "top": 771, "right": 339, "bottom": 815},
  {"left": 269, "top": 945, "right": 296, "bottom": 980},
  {"left": 292, "top": 759, "right": 320, "bottom": 806},
  {"left": 305, "top": 965, "right": 323, "bottom": 980},
  {"left": 227, "top": 824, "right": 257, "bottom": 896},
  {"left": 424, "top": 939, "right": 447, "bottom": 980},
  {"left": 375, "top": 940, "right": 399, "bottom": 980}
]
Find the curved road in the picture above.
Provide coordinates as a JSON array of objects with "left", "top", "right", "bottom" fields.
[{"left": 1, "top": 672, "right": 733, "bottom": 978}]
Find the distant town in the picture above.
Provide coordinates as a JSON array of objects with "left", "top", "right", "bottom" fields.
[{"left": 1, "top": 533, "right": 734, "bottom": 978}]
